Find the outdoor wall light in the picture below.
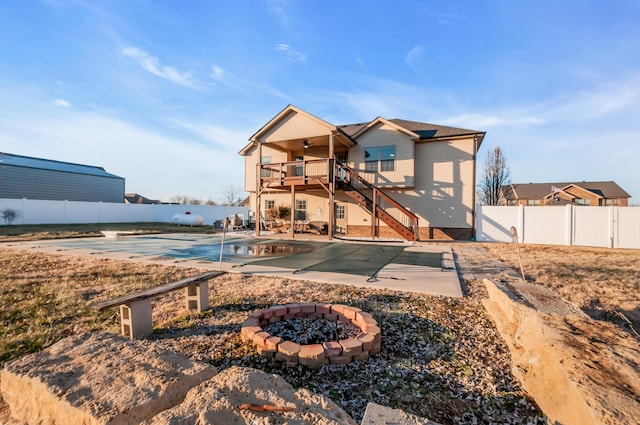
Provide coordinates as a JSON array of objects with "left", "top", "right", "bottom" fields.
[{"left": 303, "top": 140, "right": 309, "bottom": 149}]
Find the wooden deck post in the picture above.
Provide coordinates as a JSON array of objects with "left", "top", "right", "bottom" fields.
[
  {"left": 290, "top": 184, "right": 296, "bottom": 238},
  {"left": 328, "top": 133, "right": 335, "bottom": 240},
  {"left": 256, "top": 142, "right": 262, "bottom": 237}
]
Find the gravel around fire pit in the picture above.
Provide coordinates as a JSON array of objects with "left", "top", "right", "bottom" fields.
[
  {"left": 263, "top": 317, "right": 362, "bottom": 345},
  {"left": 148, "top": 273, "right": 546, "bottom": 425}
]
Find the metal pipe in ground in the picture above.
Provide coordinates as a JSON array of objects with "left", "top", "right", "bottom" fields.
[
  {"left": 219, "top": 218, "right": 229, "bottom": 271},
  {"left": 510, "top": 226, "right": 526, "bottom": 280}
]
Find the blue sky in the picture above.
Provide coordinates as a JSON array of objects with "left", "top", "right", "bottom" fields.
[{"left": 1, "top": 0, "right": 639, "bottom": 203}]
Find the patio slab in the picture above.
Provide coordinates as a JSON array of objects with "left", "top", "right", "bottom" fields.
[{"left": 1, "top": 234, "right": 463, "bottom": 297}]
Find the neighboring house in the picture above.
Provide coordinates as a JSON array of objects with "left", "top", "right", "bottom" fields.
[
  {"left": 239, "top": 105, "right": 485, "bottom": 241},
  {"left": 124, "top": 193, "right": 160, "bottom": 204},
  {"left": 502, "top": 182, "right": 631, "bottom": 206},
  {"left": 0, "top": 152, "right": 124, "bottom": 203}
]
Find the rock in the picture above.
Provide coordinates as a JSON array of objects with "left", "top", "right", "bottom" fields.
[
  {"left": 482, "top": 278, "right": 640, "bottom": 425},
  {"left": 0, "top": 332, "right": 216, "bottom": 424},
  {"left": 1, "top": 333, "right": 357, "bottom": 425},
  {"left": 142, "top": 365, "right": 357, "bottom": 425},
  {"left": 361, "top": 402, "right": 440, "bottom": 425}
]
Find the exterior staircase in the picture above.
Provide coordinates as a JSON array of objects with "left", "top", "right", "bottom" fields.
[{"left": 337, "top": 163, "right": 419, "bottom": 241}]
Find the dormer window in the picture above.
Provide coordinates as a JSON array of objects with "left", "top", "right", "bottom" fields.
[{"left": 365, "top": 146, "right": 395, "bottom": 172}]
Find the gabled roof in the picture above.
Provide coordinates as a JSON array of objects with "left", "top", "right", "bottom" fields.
[
  {"left": 348, "top": 117, "right": 420, "bottom": 140},
  {"left": 240, "top": 105, "right": 486, "bottom": 154},
  {"left": 124, "top": 193, "right": 159, "bottom": 204},
  {"left": 339, "top": 118, "right": 485, "bottom": 141},
  {"left": 505, "top": 181, "right": 630, "bottom": 200},
  {"left": 249, "top": 104, "right": 340, "bottom": 142},
  {"left": 240, "top": 104, "right": 356, "bottom": 155},
  {"left": 0, "top": 152, "right": 123, "bottom": 179}
]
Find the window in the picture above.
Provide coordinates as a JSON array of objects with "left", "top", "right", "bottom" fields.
[
  {"left": 264, "top": 199, "right": 275, "bottom": 219},
  {"left": 335, "top": 204, "right": 345, "bottom": 219},
  {"left": 576, "top": 198, "right": 591, "bottom": 205},
  {"left": 604, "top": 199, "right": 618, "bottom": 206},
  {"left": 260, "top": 156, "right": 272, "bottom": 178},
  {"left": 295, "top": 199, "right": 307, "bottom": 220},
  {"left": 364, "top": 146, "right": 395, "bottom": 172},
  {"left": 527, "top": 199, "right": 540, "bottom": 206}
]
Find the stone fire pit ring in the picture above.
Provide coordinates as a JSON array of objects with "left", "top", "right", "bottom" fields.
[{"left": 240, "top": 303, "right": 381, "bottom": 369}]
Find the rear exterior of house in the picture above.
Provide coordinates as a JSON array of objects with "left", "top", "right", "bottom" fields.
[
  {"left": 239, "top": 105, "right": 485, "bottom": 241},
  {"left": 503, "top": 182, "right": 630, "bottom": 206},
  {"left": 0, "top": 152, "right": 125, "bottom": 203}
]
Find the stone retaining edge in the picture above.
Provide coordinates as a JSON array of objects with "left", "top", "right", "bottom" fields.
[{"left": 241, "top": 303, "right": 381, "bottom": 369}]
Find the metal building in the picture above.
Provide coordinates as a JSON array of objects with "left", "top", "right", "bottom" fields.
[{"left": 0, "top": 152, "right": 125, "bottom": 203}]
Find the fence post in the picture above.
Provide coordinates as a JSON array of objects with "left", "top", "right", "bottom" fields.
[
  {"left": 565, "top": 204, "right": 573, "bottom": 246},
  {"left": 518, "top": 205, "right": 525, "bottom": 243},
  {"left": 609, "top": 206, "right": 615, "bottom": 249},
  {"left": 475, "top": 204, "right": 482, "bottom": 240}
]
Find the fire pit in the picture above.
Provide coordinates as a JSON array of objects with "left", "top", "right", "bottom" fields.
[{"left": 240, "top": 303, "right": 381, "bottom": 369}]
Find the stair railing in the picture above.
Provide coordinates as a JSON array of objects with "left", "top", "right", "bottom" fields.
[{"left": 337, "top": 163, "right": 419, "bottom": 240}]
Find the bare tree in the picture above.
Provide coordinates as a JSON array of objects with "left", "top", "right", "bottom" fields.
[
  {"left": 219, "top": 186, "right": 246, "bottom": 206},
  {"left": 1, "top": 209, "right": 19, "bottom": 225},
  {"left": 169, "top": 195, "right": 203, "bottom": 205},
  {"left": 478, "top": 146, "right": 511, "bottom": 206}
]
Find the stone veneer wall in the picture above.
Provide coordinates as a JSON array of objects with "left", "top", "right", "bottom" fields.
[{"left": 240, "top": 303, "right": 381, "bottom": 369}]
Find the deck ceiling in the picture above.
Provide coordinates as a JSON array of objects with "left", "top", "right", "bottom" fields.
[{"left": 263, "top": 133, "right": 354, "bottom": 153}]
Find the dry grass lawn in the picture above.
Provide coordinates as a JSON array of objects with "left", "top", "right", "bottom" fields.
[
  {"left": 1, "top": 238, "right": 638, "bottom": 423},
  {"left": 482, "top": 243, "right": 640, "bottom": 336}
]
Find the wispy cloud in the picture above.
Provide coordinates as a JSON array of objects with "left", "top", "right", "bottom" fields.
[
  {"left": 53, "top": 98, "right": 71, "bottom": 107},
  {"left": 121, "top": 46, "right": 196, "bottom": 88},
  {"left": 405, "top": 45, "right": 425, "bottom": 74},
  {"left": 267, "top": 0, "right": 290, "bottom": 26},
  {"left": 210, "top": 66, "right": 247, "bottom": 92},
  {"left": 275, "top": 44, "right": 306, "bottom": 62},
  {"left": 210, "top": 65, "right": 291, "bottom": 100}
]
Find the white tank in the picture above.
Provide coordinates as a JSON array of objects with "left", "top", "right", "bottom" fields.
[{"left": 172, "top": 212, "right": 204, "bottom": 226}]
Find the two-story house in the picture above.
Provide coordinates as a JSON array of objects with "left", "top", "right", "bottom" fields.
[
  {"left": 239, "top": 105, "right": 485, "bottom": 241},
  {"left": 502, "top": 182, "right": 631, "bottom": 206}
]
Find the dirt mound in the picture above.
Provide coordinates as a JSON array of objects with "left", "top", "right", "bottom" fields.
[
  {"left": 0, "top": 332, "right": 357, "bottom": 424},
  {"left": 143, "top": 365, "right": 357, "bottom": 424},
  {"left": 1, "top": 332, "right": 216, "bottom": 424}
]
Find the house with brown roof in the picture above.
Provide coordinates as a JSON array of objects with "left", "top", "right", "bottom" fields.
[
  {"left": 239, "top": 105, "right": 485, "bottom": 240},
  {"left": 124, "top": 193, "right": 160, "bottom": 204},
  {"left": 502, "top": 182, "right": 631, "bottom": 206}
]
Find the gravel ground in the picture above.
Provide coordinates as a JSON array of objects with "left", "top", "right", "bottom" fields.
[{"left": 148, "top": 272, "right": 546, "bottom": 425}]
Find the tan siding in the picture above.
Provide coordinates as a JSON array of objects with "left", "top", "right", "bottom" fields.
[
  {"left": 350, "top": 123, "right": 415, "bottom": 188},
  {"left": 245, "top": 145, "right": 287, "bottom": 193},
  {"left": 244, "top": 147, "right": 257, "bottom": 192},
  {"left": 258, "top": 191, "right": 331, "bottom": 221},
  {"left": 261, "top": 111, "right": 331, "bottom": 142},
  {"left": 387, "top": 138, "right": 475, "bottom": 228}
]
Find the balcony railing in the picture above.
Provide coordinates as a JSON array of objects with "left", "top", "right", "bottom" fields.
[{"left": 260, "top": 159, "right": 331, "bottom": 186}]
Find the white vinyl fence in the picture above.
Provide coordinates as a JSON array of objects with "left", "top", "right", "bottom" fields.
[
  {"left": 0, "top": 198, "right": 248, "bottom": 226},
  {"left": 476, "top": 205, "right": 640, "bottom": 249}
]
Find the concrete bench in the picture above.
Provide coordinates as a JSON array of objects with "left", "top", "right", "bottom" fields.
[
  {"left": 90, "top": 271, "right": 224, "bottom": 339},
  {"left": 100, "top": 230, "right": 135, "bottom": 239}
]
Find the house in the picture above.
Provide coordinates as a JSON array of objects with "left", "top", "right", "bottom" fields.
[
  {"left": 0, "top": 152, "right": 124, "bottom": 203},
  {"left": 239, "top": 105, "right": 485, "bottom": 241},
  {"left": 124, "top": 193, "right": 160, "bottom": 204},
  {"left": 502, "top": 182, "right": 631, "bottom": 206}
]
